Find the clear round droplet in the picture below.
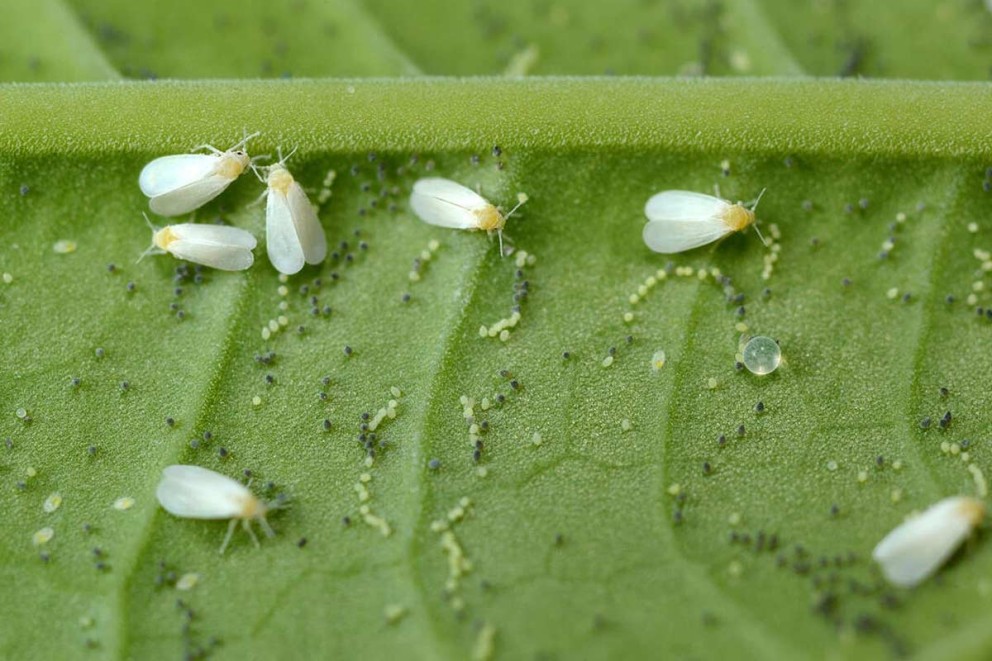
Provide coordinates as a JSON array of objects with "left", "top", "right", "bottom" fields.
[{"left": 742, "top": 336, "right": 781, "bottom": 375}]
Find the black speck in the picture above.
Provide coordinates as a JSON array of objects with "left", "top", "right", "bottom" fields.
[
  {"left": 428, "top": 458, "right": 441, "bottom": 470},
  {"left": 217, "top": 447, "right": 228, "bottom": 458},
  {"left": 297, "top": 537, "right": 307, "bottom": 548},
  {"left": 754, "top": 401, "right": 765, "bottom": 414},
  {"left": 919, "top": 416, "right": 931, "bottom": 429}
]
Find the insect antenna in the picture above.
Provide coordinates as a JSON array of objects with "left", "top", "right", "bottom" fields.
[
  {"left": 136, "top": 212, "right": 160, "bottom": 263},
  {"left": 749, "top": 188, "right": 768, "bottom": 246}
]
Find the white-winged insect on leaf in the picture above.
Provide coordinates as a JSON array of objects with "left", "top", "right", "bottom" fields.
[
  {"left": 140, "top": 213, "right": 257, "bottom": 271},
  {"left": 409, "top": 177, "right": 527, "bottom": 255},
  {"left": 139, "top": 132, "right": 260, "bottom": 217},
  {"left": 258, "top": 149, "right": 327, "bottom": 275},
  {"left": 156, "top": 465, "right": 282, "bottom": 554},
  {"left": 642, "top": 188, "right": 766, "bottom": 254},
  {"left": 872, "top": 495, "right": 986, "bottom": 588}
]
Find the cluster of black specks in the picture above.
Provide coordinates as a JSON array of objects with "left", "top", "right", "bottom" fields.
[
  {"left": 763, "top": 536, "right": 909, "bottom": 654},
  {"left": 728, "top": 528, "right": 780, "bottom": 554},
  {"left": 938, "top": 410, "right": 952, "bottom": 430},
  {"left": 167, "top": 263, "right": 207, "bottom": 321},
  {"left": 513, "top": 269, "right": 529, "bottom": 305},
  {"left": 671, "top": 490, "right": 687, "bottom": 525},
  {"left": 188, "top": 430, "right": 215, "bottom": 451},
  {"left": 176, "top": 599, "right": 221, "bottom": 661},
  {"left": 92, "top": 546, "right": 109, "bottom": 573},
  {"left": 254, "top": 351, "right": 277, "bottom": 366},
  {"left": 349, "top": 155, "right": 409, "bottom": 217}
]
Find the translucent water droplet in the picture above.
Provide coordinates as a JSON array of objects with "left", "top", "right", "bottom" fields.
[{"left": 742, "top": 336, "right": 781, "bottom": 375}]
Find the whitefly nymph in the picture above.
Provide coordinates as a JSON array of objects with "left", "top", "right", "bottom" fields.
[
  {"left": 409, "top": 177, "right": 527, "bottom": 254},
  {"left": 643, "top": 188, "right": 766, "bottom": 254},
  {"left": 139, "top": 132, "right": 260, "bottom": 217},
  {"left": 872, "top": 496, "right": 985, "bottom": 587},
  {"left": 156, "top": 465, "right": 278, "bottom": 554}
]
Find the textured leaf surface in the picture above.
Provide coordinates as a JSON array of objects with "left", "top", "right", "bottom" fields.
[{"left": 3, "top": 1, "right": 992, "bottom": 660}]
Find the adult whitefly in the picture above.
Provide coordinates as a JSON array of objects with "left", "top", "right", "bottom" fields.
[
  {"left": 872, "top": 496, "right": 985, "bottom": 588},
  {"left": 139, "top": 132, "right": 259, "bottom": 216},
  {"left": 156, "top": 464, "right": 277, "bottom": 554},
  {"left": 642, "top": 189, "right": 765, "bottom": 254},
  {"left": 140, "top": 215, "right": 256, "bottom": 271}
]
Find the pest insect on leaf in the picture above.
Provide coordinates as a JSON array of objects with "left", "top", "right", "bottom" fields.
[
  {"left": 872, "top": 496, "right": 985, "bottom": 588},
  {"left": 156, "top": 464, "right": 281, "bottom": 554},
  {"left": 259, "top": 149, "right": 327, "bottom": 275},
  {"left": 139, "top": 213, "right": 256, "bottom": 271},
  {"left": 139, "top": 132, "right": 260, "bottom": 216},
  {"left": 642, "top": 188, "right": 766, "bottom": 254},
  {"left": 409, "top": 177, "right": 527, "bottom": 255}
]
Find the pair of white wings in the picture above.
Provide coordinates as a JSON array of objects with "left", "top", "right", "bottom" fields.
[
  {"left": 163, "top": 224, "right": 256, "bottom": 271},
  {"left": 156, "top": 465, "right": 256, "bottom": 519},
  {"left": 642, "top": 190, "right": 735, "bottom": 254},
  {"left": 140, "top": 154, "right": 241, "bottom": 217},
  {"left": 266, "top": 175, "right": 327, "bottom": 275},
  {"left": 872, "top": 496, "right": 983, "bottom": 587},
  {"left": 409, "top": 177, "right": 491, "bottom": 229}
]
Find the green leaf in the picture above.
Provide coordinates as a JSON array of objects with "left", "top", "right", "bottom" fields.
[
  {"left": 4, "top": 0, "right": 992, "bottom": 658},
  {"left": 2, "top": 78, "right": 992, "bottom": 660}
]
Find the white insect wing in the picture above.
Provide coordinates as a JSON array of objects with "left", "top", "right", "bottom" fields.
[
  {"left": 156, "top": 465, "right": 251, "bottom": 519},
  {"left": 139, "top": 155, "right": 219, "bottom": 197},
  {"left": 287, "top": 182, "right": 327, "bottom": 265},
  {"left": 872, "top": 497, "right": 977, "bottom": 587},
  {"left": 410, "top": 178, "right": 490, "bottom": 229},
  {"left": 167, "top": 224, "right": 256, "bottom": 271},
  {"left": 642, "top": 191, "right": 732, "bottom": 254},
  {"left": 266, "top": 188, "right": 307, "bottom": 274},
  {"left": 149, "top": 174, "right": 236, "bottom": 217}
]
